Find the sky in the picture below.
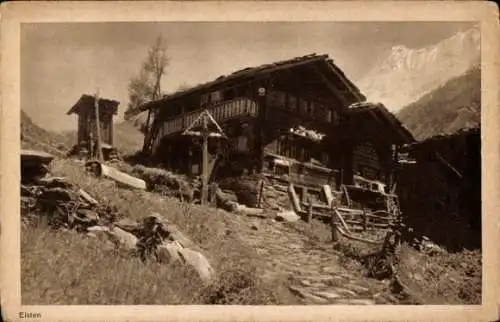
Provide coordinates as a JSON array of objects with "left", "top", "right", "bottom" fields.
[{"left": 21, "top": 21, "right": 475, "bottom": 132}]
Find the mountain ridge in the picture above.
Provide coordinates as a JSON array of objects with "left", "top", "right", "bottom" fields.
[
  {"left": 358, "top": 26, "right": 480, "bottom": 112},
  {"left": 396, "top": 66, "right": 480, "bottom": 141}
]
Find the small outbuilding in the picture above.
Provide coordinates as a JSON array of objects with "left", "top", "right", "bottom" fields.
[{"left": 67, "top": 94, "right": 120, "bottom": 159}]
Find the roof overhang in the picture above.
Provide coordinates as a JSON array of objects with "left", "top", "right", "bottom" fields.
[
  {"left": 137, "top": 53, "right": 365, "bottom": 113},
  {"left": 67, "top": 94, "right": 120, "bottom": 116},
  {"left": 347, "top": 102, "right": 415, "bottom": 146}
]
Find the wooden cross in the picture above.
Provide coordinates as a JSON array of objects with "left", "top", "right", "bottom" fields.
[{"left": 182, "top": 110, "right": 226, "bottom": 205}]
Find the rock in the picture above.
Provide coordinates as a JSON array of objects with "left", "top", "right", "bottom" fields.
[
  {"left": 275, "top": 210, "right": 300, "bottom": 222},
  {"left": 289, "top": 286, "right": 329, "bottom": 303},
  {"left": 156, "top": 240, "right": 183, "bottom": 264},
  {"left": 87, "top": 225, "right": 110, "bottom": 233},
  {"left": 21, "top": 149, "right": 54, "bottom": 165},
  {"left": 115, "top": 218, "right": 142, "bottom": 233},
  {"left": 313, "top": 290, "right": 342, "bottom": 300},
  {"left": 39, "top": 187, "right": 75, "bottom": 202},
  {"left": 177, "top": 248, "right": 215, "bottom": 283},
  {"left": 35, "top": 176, "right": 72, "bottom": 189},
  {"left": 168, "top": 228, "right": 197, "bottom": 250},
  {"left": 143, "top": 213, "right": 197, "bottom": 250},
  {"left": 373, "top": 292, "right": 398, "bottom": 304},
  {"left": 21, "top": 164, "right": 51, "bottom": 183},
  {"left": 108, "top": 226, "right": 138, "bottom": 250},
  {"left": 21, "top": 196, "right": 36, "bottom": 209},
  {"left": 334, "top": 287, "right": 358, "bottom": 297},
  {"left": 332, "top": 298, "right": 375, "bottom": 305},
  {"left": 74, "top": 209, "right": 99, "bottom": 225},
  {"left": 250, "top": 224, "right": 259, "bottom": 231},
  {"left": 344, "top": 283, "right": 370, "bottom": 294},
  {"left": 237, "top": 206, "right": 266, "bottom": 218},
  {"left": 86, "top": 226, "right": 111, "bottom": 241}
]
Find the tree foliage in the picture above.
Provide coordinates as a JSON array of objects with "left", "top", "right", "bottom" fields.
[{"left": 125, "top": 36, "right": 169, "bottom": 120}]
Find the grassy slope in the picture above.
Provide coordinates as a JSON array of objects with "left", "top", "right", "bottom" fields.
[
  {"left": 21, "top": 110, "right": 72, "bottom": 153},
  {"left": 22, "top": 157, "right": 296, "bottom": 305},
  {"left": 397, "top": 67, "right": 481, "bottom": 140},
  {"left": 22, "top": 109, "right": 145, "bottom": 157},
  {"left": 20, "top": 109, "right": 481, "bottom": 305}
]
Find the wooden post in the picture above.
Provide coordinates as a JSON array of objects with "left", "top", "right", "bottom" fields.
[
  {"left": 109, "top": 113, "right": 114, "bottom": 146},
  {"left": 257, "top": 180, "right": 264, "bottom": 208},
  {"left": 362, "top": 207, "right": 368, "bottom": 231},
  {"left": 94, "top": 90, "right": 104, "bottom": 161},
  {"left": 210, "top": 182, "right": 218, "bottom": 206},
  {"left": 307, "top": 197, "right": 313, "bottom": 224},
  {"left": 331, "top": 211, "right": 339, "bottom": 243},
  {"left": 201, "top": 114, "right": 209, "bottom": 205},
  {"left": 142, "top": 109, "right": 152, "bottom": 153}
]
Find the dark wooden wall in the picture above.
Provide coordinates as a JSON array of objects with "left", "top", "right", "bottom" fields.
[
  {"left": 76, "top": 108, "right": 114, "bottom": 146},
  {"left": 396, "top": 130, "right": 481, "bottom": 251}
]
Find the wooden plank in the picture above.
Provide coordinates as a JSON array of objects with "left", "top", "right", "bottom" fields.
[
  {"left": 323, "top": 184, "right": 334, "bottom": 207},
  {"left": 99, "top": 163, "right": 146, "bottom": 190},
  {"left": 94, "top": 90, "right": 104, "bottom": 161},
  {"left": 336, "top": 226, "right": 384, "bottom": 245},
  {"left": 288, "top": 184, "right": 302, "bottom": 213}
]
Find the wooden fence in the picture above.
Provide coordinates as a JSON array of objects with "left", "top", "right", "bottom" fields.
[{"left": 288, "top": 183, "right": 397, "bottom": 245}]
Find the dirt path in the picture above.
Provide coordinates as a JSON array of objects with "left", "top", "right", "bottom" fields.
[{"left": 226, "top": 215, "right": 398, "bottom": 305}]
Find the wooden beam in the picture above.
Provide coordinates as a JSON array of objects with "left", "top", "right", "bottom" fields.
[
  {"left": 311, "top": 64, "right": 349, "bottom": 107},
  {"left": 94, "top": 90, "right": 104, "bottom": 161}
]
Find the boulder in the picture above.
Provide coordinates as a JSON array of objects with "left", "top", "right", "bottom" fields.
[
  {"left": 74, "top": 209, "right": 99, "bottom": 226},
  {"left": 156, "top": 240, "right": 184, "bottom": 264},
  {"left": 21, "top": 149, "right": 54, "bottom": 165},
  {"left": 86, "top": 226, "right": 110, "bottom": 239},
  {"left": 177, "top": 247, "right": 215, "bottom": 283},
  {"left": 108, "top": 226, "right": 139, "bottom": 250},
  {"left": 142, "top": 213, "right": 197, "bottom": 250},
  {"left": 87, "top": 225, "right": 110, "bottom": 233},
  {"left": 35, "top": 176, "right": 72, "bottom": 189},
  {"left": 39, "top": 187, "right": 75, "bottom": 202},
  {"left": 236, "top": 206, "right": 266, "bottom": 218},
  {"left": 275, "top": 210, "right": 300, "bottom": 222},
  {"left": 115, "top": 218, "right": 143, "bottom": 234}
]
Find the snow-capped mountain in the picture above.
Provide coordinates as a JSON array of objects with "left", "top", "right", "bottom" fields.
[{"left": 357, "top": 26, "right": 480, "bottom": 112}]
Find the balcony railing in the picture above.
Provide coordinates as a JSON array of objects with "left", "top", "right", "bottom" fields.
[{"left": 163, "top": 98, "right": 259, "bottom": 137}]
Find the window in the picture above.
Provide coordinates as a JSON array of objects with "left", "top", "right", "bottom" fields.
[
  {"left": 327, "top": 110, "right": 333, "bottom": 123},
  {"left": 201, "top": 93, "right": 210, "bottom": 107},
  {"left": 210, "top": 90, "right": 222, "bottom": 104},
  {"left": 267, "top": 90, "right": 286, "bottom": 109},
  {"left": 235, "top": 136, "right": 248, "bottom": 152},
  {"left": 332, "top": 110, "right": 339, "bottom": 125}
]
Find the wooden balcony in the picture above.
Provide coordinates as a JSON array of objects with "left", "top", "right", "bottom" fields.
[{"left": 161, "top": 98, "right": 259, "bottom": 137}]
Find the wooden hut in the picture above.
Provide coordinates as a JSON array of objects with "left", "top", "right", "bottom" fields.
[
  {"left": 67, "top": 94, "right": 120, "bottom": 157},
  {"left": 138, "top": 54, "right": 414, "bottom": 210},
  {"left": 397, "top": 127, "right": 481, "bottom": 250}
]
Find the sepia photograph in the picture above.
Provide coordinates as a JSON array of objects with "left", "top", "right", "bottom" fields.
[{"left": 2, "top": 1, "right": 499, "bottom": 322}]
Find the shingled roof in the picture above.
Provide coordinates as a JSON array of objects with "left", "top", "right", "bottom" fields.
[
  {"left": 347, "top": 102, "right": 416, "bottom": 145},
  {"left": 67, "top": 94, "right": 120, "bottom": 116},
  {"left": 138, "top": 53, "right": 366, "bottom": 113}
]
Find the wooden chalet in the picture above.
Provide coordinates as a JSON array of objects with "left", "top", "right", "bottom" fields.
[
  {"left": 396, "top": 127, "right": 481, "bottom": 250},
  {"left": 67, "top": 94, "right": 120, "bottom": 158},
  {"left": 139, "top": 54, "right": 415, "bottom": 211}
]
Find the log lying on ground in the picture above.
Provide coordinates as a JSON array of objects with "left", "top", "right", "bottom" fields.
[{"left": 86, "top": 161, "right": 147, "bottom": 190}]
